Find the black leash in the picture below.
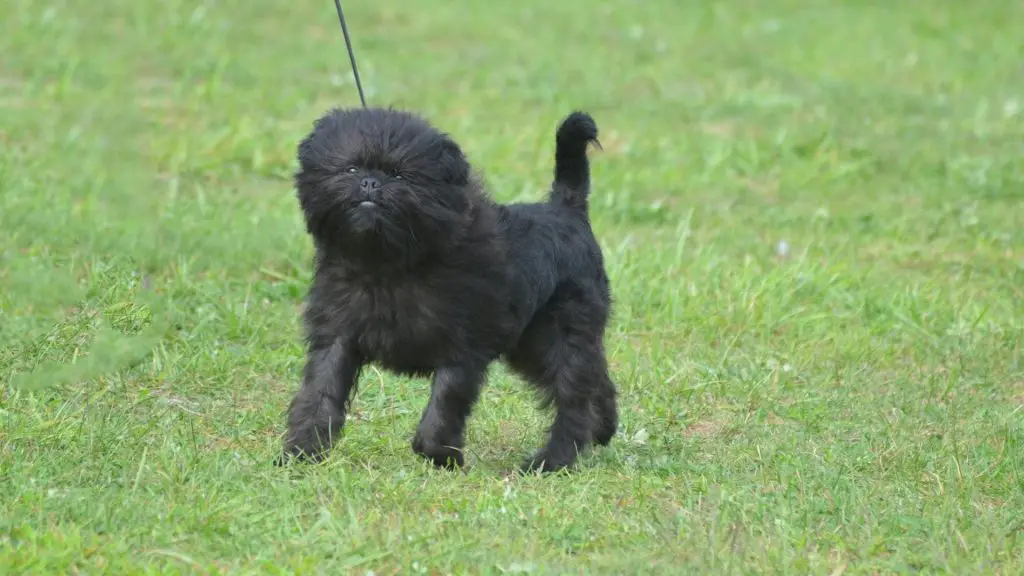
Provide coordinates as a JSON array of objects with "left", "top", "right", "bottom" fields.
[{"left": 332, "top": 0, "right": 367, "bottom": 107}]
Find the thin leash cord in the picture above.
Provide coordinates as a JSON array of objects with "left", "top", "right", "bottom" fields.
[{"left": 332, "top": 0, "right": 367, "bottom": 107}]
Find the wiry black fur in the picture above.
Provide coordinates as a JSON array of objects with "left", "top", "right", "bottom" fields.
[{"left": 280, "top": 107, "right": 617, "bottom": 473}]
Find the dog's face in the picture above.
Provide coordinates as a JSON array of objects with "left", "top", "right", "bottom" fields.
[{"left": 295, "top": 108, "right": 473, "bottom": 260}]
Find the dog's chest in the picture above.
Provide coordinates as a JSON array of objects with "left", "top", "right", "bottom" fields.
[{"left": 341, "top": 282, "right": 452, "bottom": 372}]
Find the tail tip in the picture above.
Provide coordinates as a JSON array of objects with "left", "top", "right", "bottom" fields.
[{"left": 557, "top": 111, "right": 600, "bottom": 149}]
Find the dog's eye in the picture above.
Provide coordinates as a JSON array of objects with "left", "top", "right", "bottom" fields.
[
  {"left": 394, "top": 174, "right": 404, "bottom": 180},
  {"left": 345, "top": 167, "right": 358, "bottom": 174}
]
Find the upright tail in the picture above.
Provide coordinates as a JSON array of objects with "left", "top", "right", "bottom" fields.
[{"left": 550, "top": 111, "right": 600, "bottom": 211}]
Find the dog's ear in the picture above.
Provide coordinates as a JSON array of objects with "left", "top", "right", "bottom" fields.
[{"left": 438, "top": 136, "right": 470, "bottom": 186}]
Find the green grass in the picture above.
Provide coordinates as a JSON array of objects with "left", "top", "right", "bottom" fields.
[{"left": 2, "top": 0, "right": 1023, "bottom": 573}]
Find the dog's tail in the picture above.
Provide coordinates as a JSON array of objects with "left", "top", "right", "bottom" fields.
[{"left": 550, "top": 111, "right": 600, "bottom": 212}]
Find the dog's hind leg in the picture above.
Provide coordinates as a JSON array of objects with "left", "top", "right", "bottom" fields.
[
  {"left": 507, "top": 284, "right": 614, "bottom": 473},
  {"left": 591, "top": 357, "right": 619, "bottom": 447}
]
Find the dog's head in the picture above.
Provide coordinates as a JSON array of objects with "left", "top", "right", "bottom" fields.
[{"left": 295, "top": 107, "right": 475, "bottom": 262}]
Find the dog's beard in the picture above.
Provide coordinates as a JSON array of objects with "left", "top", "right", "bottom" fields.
[
  {"left": 305, "top": 190, "right": 414, "bottom": 260},
  {"left": 304, "top": 179, "right": 469, "bottom": 267}
]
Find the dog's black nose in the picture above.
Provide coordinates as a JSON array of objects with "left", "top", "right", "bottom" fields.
[{"left": 360, "top": 177, "right": 380, "bottom": 193}]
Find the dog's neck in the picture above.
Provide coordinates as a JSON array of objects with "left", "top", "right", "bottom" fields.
[{"left": 313, "top": 237, "right": 427, "bottom": 278}]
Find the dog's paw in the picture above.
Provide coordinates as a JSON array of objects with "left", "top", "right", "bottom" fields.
[
  {"left": 274, "top": 448, "right": 327, "bottom": 467},
  {"left": 279, "top": 434, "right": 333, "bottom": 466},
  {"left": 594, "top": 423, "right": 617, "bottom": 447},
  {"left": 274, "top": 453, "right": 290, "bottom": 467},
  {"left": 519, "top": 449, "right": 576, "bottom": 475},
  {"left": 411, "top": 433, "right": 465, "bottom": 470}
]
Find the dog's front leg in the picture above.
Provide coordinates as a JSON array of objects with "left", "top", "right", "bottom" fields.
[
  {"left": 280, "top": 338, "right": 362, "bottom": 463},
  {"left": 412, "top": 365, "right": 485, "bottom": 469}
]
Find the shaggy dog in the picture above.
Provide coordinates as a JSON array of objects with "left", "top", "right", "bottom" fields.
[{"left": 280, "top": 107, "right": 617, "bottom": 472}]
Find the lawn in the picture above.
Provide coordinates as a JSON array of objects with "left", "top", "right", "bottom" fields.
[{"left": 2, "top": 0, "right": 1023, "bottom": 573}]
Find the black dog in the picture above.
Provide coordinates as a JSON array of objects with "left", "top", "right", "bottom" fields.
[{"left": 281, "top": 107, "right": 617, "bottom": 473}]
